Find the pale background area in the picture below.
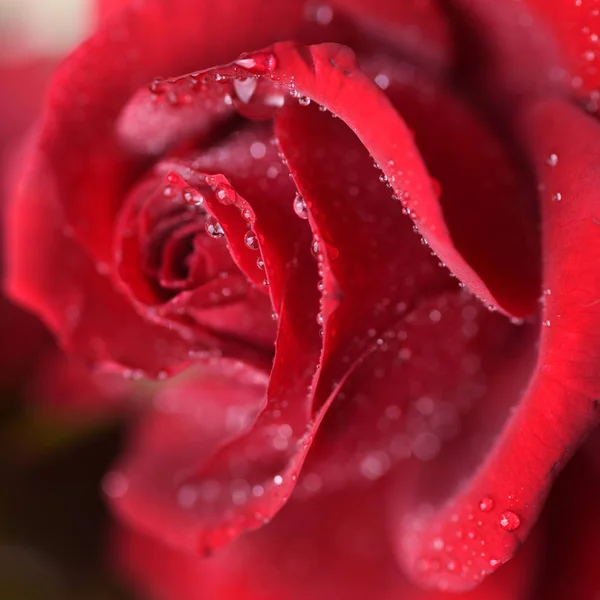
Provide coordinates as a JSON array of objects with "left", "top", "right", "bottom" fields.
[{"left": 0, "top": 0, "right": 92, "bottom": 57}]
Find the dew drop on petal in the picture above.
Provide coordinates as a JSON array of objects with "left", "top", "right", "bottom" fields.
[
  {"left": 311, "top": 238, "right": 320, "bottom": 258},
  {"left": 446, "top": 560, "right": 459, "bottom": 573},
  {"left": 374, "top": 73, "right": 390, "bottom": 89},
  {"left": 232, "top": 77, "right": 258, "bottom": 104},
  {"left": 149, "top": 77, "right": 168, "bottom": 95},
  {"left": 293, "top": 193, "right": 308, "bottom": 219},
  {"left": 205, "top": 217, "right": 225, "bottom": 239},
  {"left": 546, "top": 153, "right": 559, "bottom": 167},
  {"left": 244, "top": 229, "right": 260, "bottom": 250},
  {"left": 215, "top": 184, "right": 236, "bottom": 205},
  {"left": 182, "top": 186, "right": 205, "bottom": 207},
  {"left": 234, "top": 51, "right": 277, "bottom": 75},
  {"left": 499, "top": 511, "right": 520, "bottom": 531},
  {"left": 250, "top": 141, "right": 267, "bottom": 159},
  {"left": 479, "top": 497, "right": 494, "bottom": 512},
  {"left": 241, "top": 207, "right": 254, "bottom": 221}
]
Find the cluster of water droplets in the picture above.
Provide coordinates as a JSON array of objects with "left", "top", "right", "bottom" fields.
[
  {"left": 147, "top": 49, "right": 321, "bottom": 128},
  {"left": 407, "top": 492, "right": 524, "bottom": 588}
]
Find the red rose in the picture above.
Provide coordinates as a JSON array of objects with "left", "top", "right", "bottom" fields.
[{"left": 5, "top": 0, "right": 600, "bottom": 596}]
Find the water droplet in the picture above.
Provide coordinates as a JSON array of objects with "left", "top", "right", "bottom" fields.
[
  {"left": 433, "top": 537, "right": 444, "bottom": 551},
  {"left": 257, "top": 257, "right": 265, "bottom": 270},
  {"left": 149, "top": 77, "right": 168, "bottom": 95},
  {"left": 182, "top": 186, "right": 205, "bottom": 206},
  {"left": 233, "top": 77, "right": 258, "bottom": 104},
  {"left": 234, "top": 51, "right": 277, "bottom": 75},
  {"left": 479, "top": 497, "right": 494, "bottom": 512},
  {"left": 552, "top": 192, "right": 562, "bottom": 202},
  {"left": 316, "top": 312, "right": 324, "bottom": 326},
  {"left": 499, "top": 511, "right": 520, "bottom": 531},
  {"left": 249, "top": 141, "right": 267, "bottom": 159},
  {"left": 298, "top": 96, "right": 311, "bottom": 106},
  {"left": 273, "top": 474, "right": 283, "bottom": 485},
  {"left": 215, "top": 183, "right": 236, "bottom": 205},
  {"left": 165, "top": 171, "right": 181, "bottom": 185},
  {"left": 241, "top": 207, "right": 254, "bottom": 221},
  {"left": 307, "top": 3, "right": 334, "bottom": 25},
  {"left": 546, "top": 153, "right": 559, "bottom": 167},
  {"left": 244, "top": 229, "right": 260, "bottom": 250},
  {"left": 293, "top": 193, "right": 308, "bottom": 219},
  {"left": 232, "top": 77, "right": 285, "bottom": 120},
  {"left": 205, "top": 218, "right": 225, "bottom": 238},
  {"left": 311, "top": 238, "right": 320, "bottom": 258},
  {"left": 446, "top": 560, "right": 459, "bottom": 573},
  {"left": 374, "top": 73, "right": 390, "bottom": 89}
]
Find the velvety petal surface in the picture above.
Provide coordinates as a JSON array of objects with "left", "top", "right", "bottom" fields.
[
  {"left": 113, "top": 481, "right": 537, "bottom": 600},
  {"left": 384, "top": 97, "right": 600, "bottom": 592},
  {"left": 268, "top": 41, "right": 540, "bottom": 317}
]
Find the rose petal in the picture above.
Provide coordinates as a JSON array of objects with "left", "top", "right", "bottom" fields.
[
  {"left": 360, "top": 56, "right": 541, "bottom": 322},
  {"left": 437, "top": 0, "right": 566, "bottom": 104},
  {"left": 299, "top": 293, "right": 530, "bottom": 496},
  {"left": 524, "top": 0, "right": 600, "bottom": 109},
  {"left": 268, "top": 41, "right": 539, "bottom": 316},
  {"left": 385, "top": 97, "right": 600, "bottom": 592},
  {"left": 531, "top": 446, "right": 600, "bottom": 599},
  {"left": 108, "top": 124, "right": 322, "bottom": 551},
  {"left": 113, "top": 481, "right": 537, "bottom": 600},
  {"left": 276, "top": 101, "right": 453, "bottom": 414},
  {"left": 330, "top": 0, "right": 453, "bottom": 70}
]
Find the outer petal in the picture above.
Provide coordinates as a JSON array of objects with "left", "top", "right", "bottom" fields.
[
  {"left": 107, "top": 122, "right": 322, "bottom": 551},
  {"left": 386, "top": 98, "right": 600, "bottom": 592},
  {"left": 532, "top": 445, "right": 600, "bottom": 599},
  {"left": 524, "top": 0, "right": 600, "bottom": 109},
  {"left": 268, "top": 42, "right": 540, "bottom": 317},
  {"left": 330, "top": 0, "right": 453, "bottom": 69},
  {"left": 113, "top": 481, "right": 537, "bottom": 600},
  {"left": 438, "top": 0, "right": 566, "bottom": 104}
]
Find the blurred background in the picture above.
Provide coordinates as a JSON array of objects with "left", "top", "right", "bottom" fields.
[{"left": 0, "top": 1, "right": 138, "bottom": 597}]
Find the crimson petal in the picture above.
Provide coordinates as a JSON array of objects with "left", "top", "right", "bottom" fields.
[
  {"left": 385, "top": 98, "right": 600, "bottom": 592},
  {"left": 329, "top": 0, "right": 453, "bottom": 70},
  {"left": 268, "top": 41, "right": 537, "bottom": 317},
  {"left": 108, "top": 123, "right": 322, "bottom": 552},
  {"left": 113, "top": 481, "right": 538, "bottom": 600}
]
